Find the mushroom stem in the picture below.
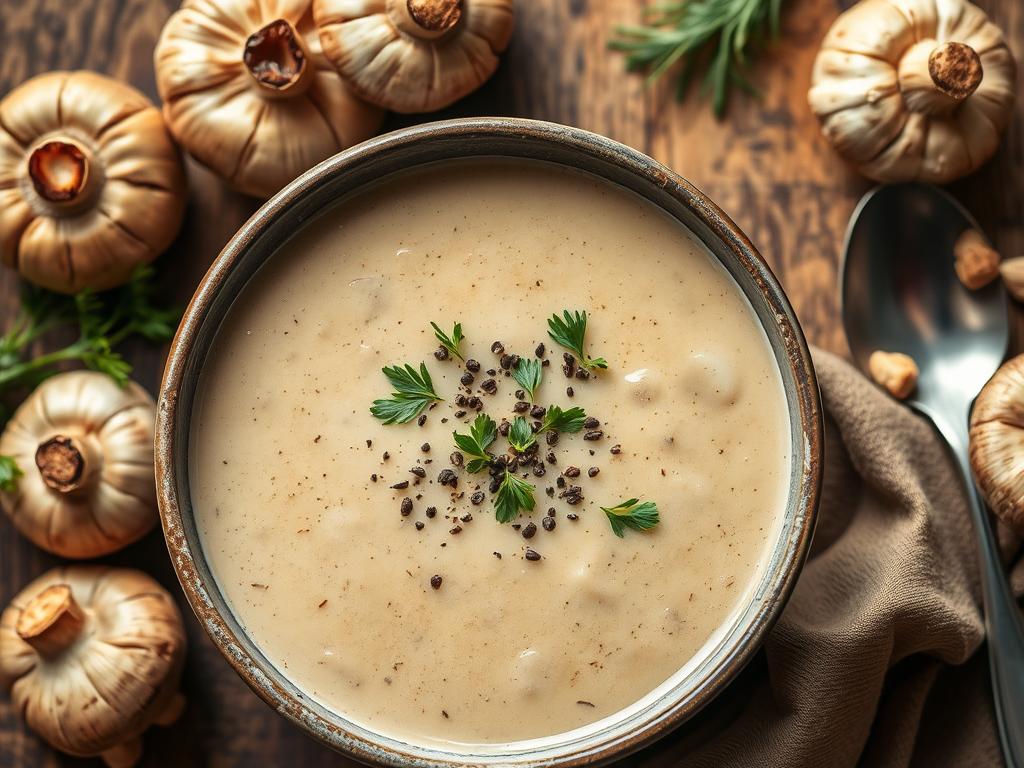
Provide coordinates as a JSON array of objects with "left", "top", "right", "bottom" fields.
[
  {"left": 26, "top": 139, "right": 100, "bottom": 212},
  {"left": 35, "top": 434, "right": 100, "bottom": 493},
  {"left": 16, "top": 584, "right": 87, "bottom": 658},
  {"left": 898, "top": 40, "right": 983, "bottom": 116},
  {"left": 243, "top": 19, "right": 314, "bottom": 98},
  {"left": 389, "top": 0, "right": 463, "bottom": 40}
]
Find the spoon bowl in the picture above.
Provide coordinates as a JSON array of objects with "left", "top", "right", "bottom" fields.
[{"left": 841, "top": 182, "right": 1024, "bottom": 768}]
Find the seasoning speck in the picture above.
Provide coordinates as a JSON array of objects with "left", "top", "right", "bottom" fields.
[
  {"left": 491, "top": 341, "right": 505, "bottom": 355},
  {"left": 391, "top": 480, "right": 410, "bottom": 490},
  {"left": 417, "top": 414, "right": 427, "bottom": 427},
  {"left": 421, "top": 442, "right": 431, "bottom": 453},
  {"left": 466, "top": 359, "right": 481, "bottom": 372},
  {"left": 542, "top": 516, "right": 556, "bottom": 531},
  {"left": 610, "top": 444, "right": 622, "bottom": 455},
  {"left": 524, "top": 548, "right": 541, "bottom": 561},
  {"left": 400, "top": 497, "right": 413, "bottom": 516},
  {"left": 430, "top": 575, "right": 443, "bottom": 590},
  {"left": 583, "top": 430, "right": 604, "bottom": 441},
  {"left": 535, "top": 343, "right": 545, "bottom": 357},
  {"left": 470, "top": 491, "right": 485, "bottom": 505},
  {"left": 522, "top": 522, "right": 537, "bottom": 539},
  {"left": 588, "top": 467, "right": 600, "bottom": 477},
  {"left": 426, "top": 506, "right": 438, "bottom": 518}
]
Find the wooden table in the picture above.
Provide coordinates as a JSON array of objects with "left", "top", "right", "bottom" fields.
[{"left": 1, "top": 0, "right": 1021, "bottom": 764}]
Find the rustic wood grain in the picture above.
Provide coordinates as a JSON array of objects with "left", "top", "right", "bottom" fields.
[{"left": 0, "top": 0, "right": 1021, "bottom": 764}]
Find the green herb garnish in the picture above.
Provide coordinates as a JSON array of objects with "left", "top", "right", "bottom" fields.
[
  {"left": 0, "top": 455, "right": 23, "bottom": 492},
  {"left": 512, "top": 357, "right": 543, "bottom": 402},
  {"left": 547, "top": 310, "right": 607, "bottom": 371},
  {"left": 431, "top": 321, "right": 464, "bottom": 362},
  {"left": 453, "top": 413, "right": 497, "bottom": 473},
  {"left": 608, "top": 0, "right": 782, "bottom": 119},
  {"left": 494, "top": 469, "right": 535, "bottom": 523},
  {"left": 507, "top": 416, "right": 536, "bottom": 453},
  {"left": 601, "top": 498, "right": 661, "bottom": 537},
  {"left": 370, "top": 363, "right": 443, "bottom": 424},
  {"left": 539, "top": 405, "right": 587, "bottom": 434}
]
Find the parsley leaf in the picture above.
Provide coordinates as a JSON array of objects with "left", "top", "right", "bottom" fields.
[
  {"left": 0, "top": 455, "right": 22, "bottom": 492},
  {"left": 513, "top": 357, "right": 543, "bottom": 402},
  {"left": 494, "top": 469, "right": 535, "bottom": 523},
  {"left": 431, "top": 321, "right": 464, "bottom": 361},
  {"left": 547, "top": 310, "right": 608, "bottom": 371},
  {"left": 539, "top": 404, "right": 587, "bottom": 434},
  {"left": 370, "top": 363, "right": 443, "bottom": 424},
  {"left": 507, "top": 416, "right": 536, "bottom": 453},
  {"left": 601, "top": 498, "right": 661, "bottom": 537},
  {"left": 453, "top": 413, "right": 497, "bottom": 473}
]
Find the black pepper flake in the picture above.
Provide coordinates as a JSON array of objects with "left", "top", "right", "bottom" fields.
[
  {"left": 588, "top": 467, "right": 600, "bottom": 477},
  {"left": 535, "top": 343, "right": 545, "bottom": 357},
  {"left": 430, "top": 575, "right": 443, "bottom": 589},
  {"left": 488, "top": 476, "right": 501, "bottom": 493},
  {"left": 610, "top": 444, "right": 622, "bottom": 455},
  {"left": 442, "top": 710, "right": 450, "bottom": 718},
  {"left": 366, "top": 439, "right": 373, "bottom": 448},
  {"left": 530, "top": 405, "right": 546, "bottom": 419},
  {"left": 512, "top": 401, "right": 530, "bottom": 413},
  {"left": 421, "top": 442, "right": 431, "bottom": 452},
  {"left": 524, "top": 548, "right": 541, "bottom": 562},
  {"left": 450, "top": 451, "right": 464, "bottom": 467},
  {"left": 481, "top": 378, "right": 497, "bottom": 394},
  {"left": 584, "top": 430, "right": 604, "bottom": 441},
  {"left": 415, "top": 521, "right": 425, "bottom": 530},
  {"left": 410, "top": 466, "right": 426, "bottom": 478},
  {"left": 532, "top": 464, "right": 546, "bottom": 477},
  {"left": 417, "top": 414, "right": 427, "bottom": 427},
  {"left": 486, "top": 368, "right": 497, "bottom": 376},
  {"left": 575, "top": 368, "right": 591, "bottom": 380},
  {"left": 434, "top": 347, "right": 449, "bottom": 361},
  {"left": 522, "top": 522, "right": 537, "bottom": 539},
  {"left": 556, "top": 476, "right": 566, "bottom": 489},
  {"left": 561, "top": 485, "right": 584, "bottom": 505},
  {"left": 542, "top": 517, "right": 556, "bottom": 531},
  {"left": 545, "top": 431, "right": 559, "bottom": 446},
  {"left": 583, "top": 417, "right": 600, "bottom": 429},
  {"left": 455, "top": 394, "right": 467, "bottom": 407},
  {"left": 546, "top": 507, "right": 556, "bottom": 516},
  {"left": 566, "top": 386, "right": 575, "bottom": 397},
  {"left": 514, "top": 389, "right": 526, "bottom": 401},
  {"left": 455, "top": 409, "right": 467, "bottom": 418},
  {"left": 460, "top": 371, "right": 475, "bottom": 387},
  {"left": 449, "top": 525, "right": 463, "bottom": 535},
  {"left": 371, "top": 474, "right": 378, "bottom": 482},
  {"left": 562, "top": 353, "right": 576, "bottom": 378},
  {"left": 567, "top": 513, "right": 579, "bottom": 521},
  {"left": 437, "top": 469, "right": 457, "bottom": 488},
  {"left": 466, "top": 359, "right": 481, "bottom": 372},
  {"left": 400, "top": 498, "right": 413, "bottom": 516},
  {"left": 383, "top": 451, "right": 390, "bottom": 461},
  {"left": 426, "top": 506, "right": 438, "bottom": 518},
  {"left": 499, "top": 353, "right": 519, "bottom": 370},
  {"left": 542, "top": 359, "right": 551, "bottom": 367},
  {"left": 545, "top": 452, "right": 556, "bottom": 465},
  {"left": 493, "top": 551, "right": 502, "bottom": 559},
  {"left": 498, "top": 419, "right": 511, "bottom": 437},
  {"left": 467, "top": 396, "right": 482, "bottom": 410},
  {"left": 491, "top": 341, "right": 505, "bottom": 355},
  {"left": 545, "top": 486, "right": 555, "bottom": 497},
  {"left": 470, "top": 491, "right": 485, "bottom": 505},
  {"left": 391, "top": 480, "right": 410, "bottom": 490},
  {"left": 512, "top": 523, "right": 522, "bottom": 530},
  {"left": 564, "top": 466, "right": 580, "bottom": 478}
]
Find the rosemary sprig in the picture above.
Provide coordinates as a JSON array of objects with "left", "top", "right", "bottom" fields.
[
  {"left": 601, "top": 498, "right": 661, "bottom": 537},
  {"left": 609, "top": 0, "right": 783, "bottom": 118},
  {"left": 370, "top": 363, "right": 443, "bottom": 424},
  {"left": 431, "top": 321, "right": 464, "bottom": 361},
  {"left": 494, "top": 469, "right": 535, "bottom": 523},
  {"left": 453, "top": 413, "right": 497, "bottom": 473},
  {"left": 512, "top": 358, "right": 543, "bottom": 402},
  {"left": 548, "top": 310, "right": 607, "bottom": 371}
]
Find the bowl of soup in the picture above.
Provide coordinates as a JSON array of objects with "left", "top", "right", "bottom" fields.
[{"left": 156, "top": 118, "right": 822, "bottom": 766}]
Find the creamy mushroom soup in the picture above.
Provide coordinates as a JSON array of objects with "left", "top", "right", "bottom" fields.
[{"left": 190, "top": 160, "right": 791, "bottom": 747}]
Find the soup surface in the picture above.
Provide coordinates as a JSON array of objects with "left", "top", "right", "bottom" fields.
[{"left": 190, "top": 160, "right": 791, "bottom": 748}]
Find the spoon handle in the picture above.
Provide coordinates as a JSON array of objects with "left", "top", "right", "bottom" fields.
[{"left": 934, "top": 415, "right": 1024, "bottom": 768}]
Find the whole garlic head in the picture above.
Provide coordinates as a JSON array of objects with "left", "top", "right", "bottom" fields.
[
  {"left": 155, "top": 0, "right": 384, "bottom": 199},
  {"left": 970, "top": 354, "right": 1024, "bottom": 532},
  {"left": 0, "top": 371, "right": 157, "bottom": 558},
  {"left": 0, "top": 566, "right": 186, "bottom": 768},
  {"left": 0, "top": 71, "right": 186, "bottom": 293},
  {"left": 808, "top": 0, "right": 1016, "bottom": 184},
  {"left": 314, "top": 0, "right": 515, "bottom": 113}
]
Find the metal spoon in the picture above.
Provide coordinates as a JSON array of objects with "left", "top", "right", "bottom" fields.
[{"left": 841, "top": 183, "right": 1024, "bottom": 768}]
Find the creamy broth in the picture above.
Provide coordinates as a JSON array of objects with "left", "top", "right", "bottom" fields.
[{"left": 190, "top": 161, "right": 790, "bottom": 747}]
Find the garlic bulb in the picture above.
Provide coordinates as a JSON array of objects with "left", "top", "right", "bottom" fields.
[
  {"left": 314, "top": 0, "right": 515, "bottom": 113},
  {"left": 0, "top": 566, "right": 186, "bottom": 768},
  {"left": 0, "top": 371, "right": 157, "bottom": 558},
  {"left": 970, "top": 355, "right": 1024, "bottom": 532},
  {"left": 808, "top": 0, "right": 1016, "bottom": 184},
  {"left": 0, "top": 71, "right": 186, "bottom": 293},
  {"left": 155, "top": 0, "right": 384, "bottom": 199}
]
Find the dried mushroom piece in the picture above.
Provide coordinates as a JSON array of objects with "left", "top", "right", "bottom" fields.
[
  {"left": 808, "top": 0, "right": 1016, "bottom": 184},
  {"left": 155, "top": 0, "right": 384, "bottom": 199},
  {"left": 0, "top": 371, "right": 158, "bottom": 558},
  {"left": 868, "top": 350, "right": 918, "bottom": 400},
  {"left": 0, "top": 71, "right": 186, "bottom": 294},
  {"left": 314, "top": 0, "right": 515, "bottom": 113},
  {"left": 970, "top": 355, "right": 1024, "bottom": 532},
  {"left": 954, "top": 229, "right": 1000, "bottom": 289},
  {"left": 0, "top": 566, "right": 186, "bottom": 768}
]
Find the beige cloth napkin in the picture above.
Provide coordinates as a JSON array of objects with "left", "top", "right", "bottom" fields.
[{"left": 637, "top": 348, "right": 1024, "bottom": 768}]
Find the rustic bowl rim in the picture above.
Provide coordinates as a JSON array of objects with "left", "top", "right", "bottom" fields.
[{"left": 155, "top": 117, "right": 823, "bottom": 767}]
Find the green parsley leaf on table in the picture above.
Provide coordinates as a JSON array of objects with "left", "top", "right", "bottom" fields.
[
  {"left": 431, "top": 321, "right": 465, "bottom": 362},
  {"left": 512, "top": 357, "right": 543, "bottom": 402},
  {"left": 539, "top": 404, "right": 587, "bottom": 434},
  {"left": 453, "top": 413, "right": 498, "bottom": 473},
  {"left": 494, "top": 469, "right": 536, "bottom": 524},
  {"left": 601, "top": 498, "right": 661, "bottom": 537},
  {"left": 507, "top": 416, "right": 536, "bottom": 453},
  {"left": 370, "top": 363, "right": 443, "bottom": 424},
  {"left": 547, "top": 310, "right": 608, "bottom": 371}
]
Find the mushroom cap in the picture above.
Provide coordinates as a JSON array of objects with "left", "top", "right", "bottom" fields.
[
  {"left": 808, "top": 0, "right": 1016, "bottom": 184},
  {"left": 0, "top": 371, "right": 158, "bottom": 558},
  {"left": 0, "top": 71, "right": 186, "bottom": 294},
  {"left": 970, "top": 354, "right": 1024, "bottom": 532},
  {"left": 0, "top": 566, "right": 186, "bottom": 760},
  {"left": 314, "top": 0, "right": 515, "bottom": 113},
  {"left": 155, "top": 0, "right": 385, "bottom": 199}
]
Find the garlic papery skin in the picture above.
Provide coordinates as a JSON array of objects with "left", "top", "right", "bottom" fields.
[
  {"left": 970, "top": 354, "right": 1024, "bottom": 532},
  {"left": 0, "top": 371, "right": 158, "bottom": 558},
  {"left": 0, "top": 566, "right": 186, "bottom": 768},
  {"left": 808, "top": 0, "right": 1016, "bottom": 184}
]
